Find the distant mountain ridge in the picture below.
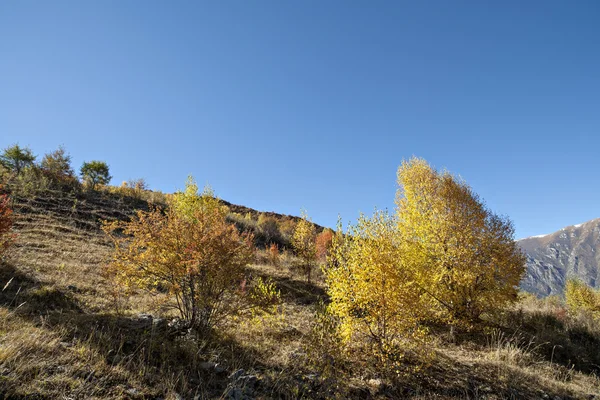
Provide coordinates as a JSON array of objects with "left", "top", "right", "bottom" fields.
[{"left": 518, "top": 218, "right": 600, "bottom": 296}]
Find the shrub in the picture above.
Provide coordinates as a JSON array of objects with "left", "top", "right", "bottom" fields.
[
  {"left": 279, "top": 219, "right": 296, "bottom": 241},
  {"left": 40, "top": 146, "right": 79, "bottom": 190},
  {"left": 7, "top": 165, "right": 51, "bottom": 197},
  {"left": 565, "top": 279, "right": 600, "bottom": 320},
  {"left": 112, "top": 178, "right": 149, "bottom": 199},
  {"left": 80, "top": 160, "right": 111, "bottom": 190},
  {"left": 258, "top": 215, "right": 281, "bottom": 244},
  {"left": 103, "top": 178, "right": 280, "bottom": 337},
  {"left": 0, "top": 190, "right": 15, "bottom": 257},
  {"left": 267, "top": 243, "right": 280, "bottom": 267},
  {"left": 315, "top": 228, "right": 334, "bottom": 262},
  {"left": 292, "top": 210, "right": 317, "bottom": 283},
  {"left": 326, "top": 211, "right": 430, "bottom": 370}
]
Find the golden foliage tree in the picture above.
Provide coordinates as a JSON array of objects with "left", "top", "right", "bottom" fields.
[
  {"left": 324, "top": 158, "right": 525, "bottom": 367},
  {"left": 292, "top": 210, "right": 317, "bottom": 283},
  {"left": 396, "top": 158, "right": 526, "bottom": 323},
  {"left": 565, "top": 279, "right": 600, "bottom": 320},
  {"left": 326, "top": 212, "right": 430, "bottom": 367},
  {"left": 103, "top": 178, "right": 279, "bottom": 336}
]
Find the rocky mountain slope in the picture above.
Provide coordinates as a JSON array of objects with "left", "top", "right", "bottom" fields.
[{"left": 519, "top": 218, "right": 600, "bottom": 296}]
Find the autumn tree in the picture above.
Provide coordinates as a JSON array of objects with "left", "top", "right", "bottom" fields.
[
  {"left": 80, "top": 161, "right": 111, "bottom": 190},
  {"left": 326, "top": 212, "right": 430, "bottom": 368},
  {"left": 315, "top": 228, "right": 334, "bottom": 262},
  {"left": 565, "top": 279, "right": 600, "bottom": 320},
  {"left": 396, "top": 158, "right": 526, "bottom": 323},
  {"left": 0, "top": 144, "right": 36, "bottom": 175},
  {"left": 41, "top": 146, "right": 77, "bottom": 187},
  {"left": 267, "top": 243, "right": 280, "bottom": 267},
  {"left": 323, "top": 158, "right": 525, "bottom": 368},
  {"left": 0, "top": 191, "right": 15, "bottom": 258},
  {"left": 103, "top": 178, "right": 279, "bottom": 336},
  {"left": 292, "top": 210, "right": 317, "bottom": 283}
]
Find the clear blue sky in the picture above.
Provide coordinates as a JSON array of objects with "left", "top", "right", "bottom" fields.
[{"left": 1, "top": 1, "right": 599, "bottom": 239}]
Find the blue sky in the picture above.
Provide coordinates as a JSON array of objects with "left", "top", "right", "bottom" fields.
[{"left": 1, "top": 1, "right": 599, "bottom": 238}]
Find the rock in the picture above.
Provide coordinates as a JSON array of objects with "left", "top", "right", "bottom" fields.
[
  {"left": 238, "top": 374, "right": 258, "bottom": 388},
  {"left": 199, "top": 361, "right": 217, "bottom": 371},
  {"left": 226, "top": 387, "right": 243, "bottom": 400},
  {"left": 215, "top": 363, "right": 226, "bottom": 373},
  {"left": 229, "top": 369, "right": 245, "bottom": 381},
  {"left": 223, "top": 369, "right": 260, "bottom": 400}
]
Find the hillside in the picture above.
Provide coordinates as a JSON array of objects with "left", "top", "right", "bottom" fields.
[
  {"left": 0, "top": 186, "right": 599, "bottom": 399},
  {"left": 519, "top": 219, "right": 600, "bottom": 296}
]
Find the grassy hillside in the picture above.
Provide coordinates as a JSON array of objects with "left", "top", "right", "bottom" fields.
[{"left": 1, "top": 185, "right": 599, "bottom": 399}]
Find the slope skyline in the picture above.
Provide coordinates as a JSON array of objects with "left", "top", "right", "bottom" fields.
[{"left": 2, "top": 1, "right": 599, "bottom": 238}]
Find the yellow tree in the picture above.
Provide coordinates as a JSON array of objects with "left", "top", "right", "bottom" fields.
[
  {"left": 565, "top": 279, "right": 600, "bottom": 320},
  {"left": 103, "top": 178, "right": 279, "bottom": 336},
  {"left": 396, "top": 158, "right": 526, "bottom": 323},
  {"left": 292, "top": 210, "right": 317, "bottom": 283},
  {"left": 325, "top": 211, "right": 430, "bottom": 367}
]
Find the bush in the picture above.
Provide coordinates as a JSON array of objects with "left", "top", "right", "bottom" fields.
[
  {"left": 279, "top": 219, "right": 296, "bottom": 242},
  {"left": 565, "top": 279, "right": 600, "bottom": 321},
  {"left": 0, "top": 190, "right": 15, "bottom": 257},
  {"left": 6, "top": 165, "right": 52, "bottom": 197},
  {"left": 326, "top": 211, "right": 431, "bottom": 370},
  {"left": 258, "top": 215, "right": 281, "bottom": 245},
  {"left": 40, "top": 146, "right": 79, "bottom": 191},
  {"left": 103, "top": 178, "right": 280, "bottom": 337},
  {"left": 315, "top": 228, "right": 334, "bottom": 262},
  {"left": 267, "top": 243, "right": 280, "bottom": 267}
]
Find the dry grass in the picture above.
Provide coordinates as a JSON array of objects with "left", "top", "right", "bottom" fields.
[{"left": 0, "top": 187, "right": 599, "bottom": 399}]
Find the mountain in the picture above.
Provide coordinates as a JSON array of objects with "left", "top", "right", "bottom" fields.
[{"left": 519, "top": 218, "right": 600, "bottom": 296}]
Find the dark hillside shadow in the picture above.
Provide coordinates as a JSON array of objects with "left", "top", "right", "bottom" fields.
[
  {"left": 251, "top": 270, "right": 327, "bottom": 306},
  {"left": 428, "top": 309, "right": 600, "bottom": 376},
  {"left": 506, "top": 308, "right": 600, "bottom": 375},
  {"left": 0, "top": 261, "right": 82, "bottom": 314},
  {"left": 393, "top": 351, "right": 580, "bottom": 400},
  {"left": 40, "top": 311, "right": 317, "bottom": 399}
]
